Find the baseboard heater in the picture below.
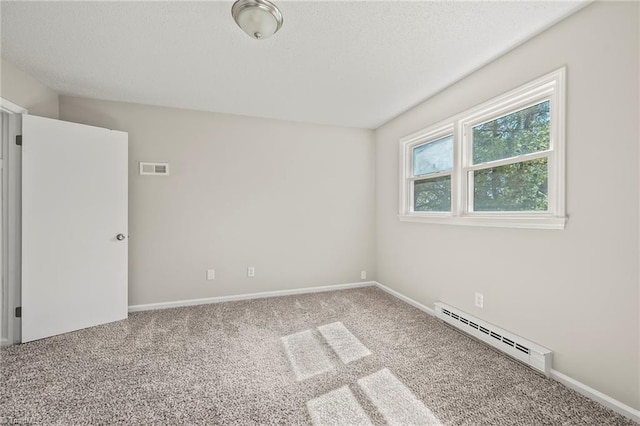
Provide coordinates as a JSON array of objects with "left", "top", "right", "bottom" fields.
[{"left": 434, "top": 302, "right": 552, "bottom": 377}]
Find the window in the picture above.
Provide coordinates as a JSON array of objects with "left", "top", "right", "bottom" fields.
[
  {"left": 399, "top": 68, "right": 566, "bottom": 229},
  {"left": 412, "top": 133, "right": 453, "bottom": 212}
]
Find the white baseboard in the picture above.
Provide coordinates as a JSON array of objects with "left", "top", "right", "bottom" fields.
[
  {"left": 0, "top": 337, "right": 7, "bottom": 347},
  {"left": 128, "top": 281, "right": 375, "bottom": 313},
  {"left": 373, "top": 281, "right": 435, "bottom": 316},
  {"left": 373, "top": 280, "right": 639, "bottom": 423},
  {"left": 550, "top": 369, "right": 639, "bottom": 423}
]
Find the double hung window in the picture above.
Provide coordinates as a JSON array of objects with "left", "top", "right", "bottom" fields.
[{"left": 400, "top": 68, "right": 566, "bottom": 229}]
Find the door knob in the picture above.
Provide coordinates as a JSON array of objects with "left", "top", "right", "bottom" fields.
[{"left": 116, "top": 234, "right": 126, "bottom": 241}]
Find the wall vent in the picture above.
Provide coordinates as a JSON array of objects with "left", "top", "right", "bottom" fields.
[
  {"left": 435, "top": 302, "right": 552, "bottom": 376},
  {"left": 139, "top": 162, "right": 169, "bottom": 176}
]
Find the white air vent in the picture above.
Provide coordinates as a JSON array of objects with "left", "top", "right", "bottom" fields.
[
  {"left": 139, "top": 162, "right": 169, "bottom": 176},
  {"left": 434, "top": 302, "right": 552, "bottom": 376}
]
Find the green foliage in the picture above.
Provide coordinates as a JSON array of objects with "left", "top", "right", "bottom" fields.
[
  {"left": 473, "top": 101, "right": 550, "bottom": 164},
  {"left": 474, "top": 158, "right": 548, "bottom": 211},
  {"left": 414, "top": 176, "right": 451, "bottom": 212},
  {"left": 472, "top": 101, "right": 550, "bottom": 212},
  {"left": 411, "top": 101, "right": 550, "bottom": 213}
]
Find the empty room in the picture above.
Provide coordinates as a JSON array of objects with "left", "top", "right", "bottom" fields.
[{"left": 0, "top": 0, "right": 638, "bottom": 424}]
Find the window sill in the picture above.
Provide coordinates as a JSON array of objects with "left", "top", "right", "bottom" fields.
[{"left": 398, "top": 214, "right": 567, "bottom": 230}]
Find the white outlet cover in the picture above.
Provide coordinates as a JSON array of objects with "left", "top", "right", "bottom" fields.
[
  {"left": 475, "top": 292, "right": 484, "bottom": 308},
  {"left": 360, "top": 270, "right": 367, "bottom": 280},
  {"left": 207, "top": 269, "right": 215, "bottom": 280},
  {"left": 247, "top": 267, "right": 255, "bottom": 277}
]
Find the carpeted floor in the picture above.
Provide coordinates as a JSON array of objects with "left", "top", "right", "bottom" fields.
[{"left": 0, "top": 287, "right": 635, "bottom": 425}]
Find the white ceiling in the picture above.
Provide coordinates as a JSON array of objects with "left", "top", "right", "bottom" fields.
[{"left": 1, "top": 1, "right": 588, "bottom": 129}]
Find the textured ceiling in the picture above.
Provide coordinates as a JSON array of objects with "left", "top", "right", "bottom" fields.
[{"left": 1, "top": 1, "right": 588, "bottom": 129}]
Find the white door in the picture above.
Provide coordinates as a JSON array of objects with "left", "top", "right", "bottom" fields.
[{"left": 21, "top": 115, "right": 128, "bottom": 342}]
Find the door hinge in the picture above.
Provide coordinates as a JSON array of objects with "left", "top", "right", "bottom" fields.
[
  {"left": 16, "top": 135, "right": 22, "bottom": 146},
  {"left": 15, "top": 306, "right": 22, "bottom": 317}
]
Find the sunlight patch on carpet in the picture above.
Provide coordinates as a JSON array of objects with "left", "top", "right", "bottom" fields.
[
  {"left": 307, "top": 386, "right": 373, "bottom": 426},
  {"left": 318, "top": 322, "right": 371, "bottom": 364},
  {"left": 281, "top": 330, "right": 333, "bottom": 381},
  {"left": 358, "top": 368, "right": 442, "bottom": 426}
]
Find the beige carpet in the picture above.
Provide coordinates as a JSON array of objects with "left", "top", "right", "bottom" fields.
[{"left": 0, "top": 287, "right": 634, "bottom": 425}]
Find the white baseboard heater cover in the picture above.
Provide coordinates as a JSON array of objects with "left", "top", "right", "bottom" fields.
[{"left": 434, "top": 302, "right": 552, "bottom": 377}]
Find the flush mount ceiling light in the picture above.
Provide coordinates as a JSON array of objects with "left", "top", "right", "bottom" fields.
[{"left": 232, "top": 0, "right": 283, "bottom": 40}]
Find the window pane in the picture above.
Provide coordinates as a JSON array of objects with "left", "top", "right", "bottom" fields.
[
  {"left": 472, "top": 101, "right": 550, "bottom": 164},
  {"left": 413, "top": 135, "right": 453, "bottom": 176},
  {"left": 473, "top": 158, "right": 548, "bottom": 212},
  {"left": 414, "top": 175, "right": 451, "bottom": 212}
]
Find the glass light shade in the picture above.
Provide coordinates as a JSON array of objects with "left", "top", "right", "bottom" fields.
[
  {"left": 232, "top": 0, "right": 283, "bottom": 40},
  {"left": 237, "top": 8, "right": 277, "bottom": 39}
]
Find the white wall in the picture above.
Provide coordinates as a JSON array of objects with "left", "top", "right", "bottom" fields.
[
  {"left": 1, "top": 59, "right": 58, "bottom": 118},
  {"left": 375, "top": 1, "right": 639, "bottom": 409},
  {"left": 59, "top": 96, "right": 375, "bottom": 306}
]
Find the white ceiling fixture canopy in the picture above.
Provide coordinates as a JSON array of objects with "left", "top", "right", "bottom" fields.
[{"left": 232, "top": 0, "right": 283, "bottom": 40}]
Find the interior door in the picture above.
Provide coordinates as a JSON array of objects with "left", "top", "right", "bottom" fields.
[{"left": 21, "top": 115, "right": 128, "bottom": 342}]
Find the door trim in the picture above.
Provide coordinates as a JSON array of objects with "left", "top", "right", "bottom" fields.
[
  {"left": 1, "top": 97, "right": 27, "bottom": 346},
  {"left": 0, "top": 98, "right": 28, "bottom": 115}
]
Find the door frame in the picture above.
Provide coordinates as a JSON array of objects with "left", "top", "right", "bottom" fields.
[{"left": 1, "top": 97, "right": 27, "bottom": 346}]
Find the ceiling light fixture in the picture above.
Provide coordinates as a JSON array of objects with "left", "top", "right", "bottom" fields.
[{"left": 231, "top": 0, "right": 283, "bottom": 40}]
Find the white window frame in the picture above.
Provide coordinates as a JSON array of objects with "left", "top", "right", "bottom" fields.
[
  {"left": 399, "top": 67, "right": 566, "bottom": 230},
  {"left": 402, "top": 123, "right": 456, "bottom": 216}
]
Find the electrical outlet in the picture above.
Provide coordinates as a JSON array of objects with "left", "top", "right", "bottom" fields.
[
  {"left": 360, "top": 270, "right": 367, "bottom": 280},
  {"left": 247, "top": 266, "right": 255, "bottom": 278},
  {"left": 475, "top": 292, "right": 484, "bottom": 308},
  {"left": 206, "top": 269, "right": 215, "bottom": 280}
]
